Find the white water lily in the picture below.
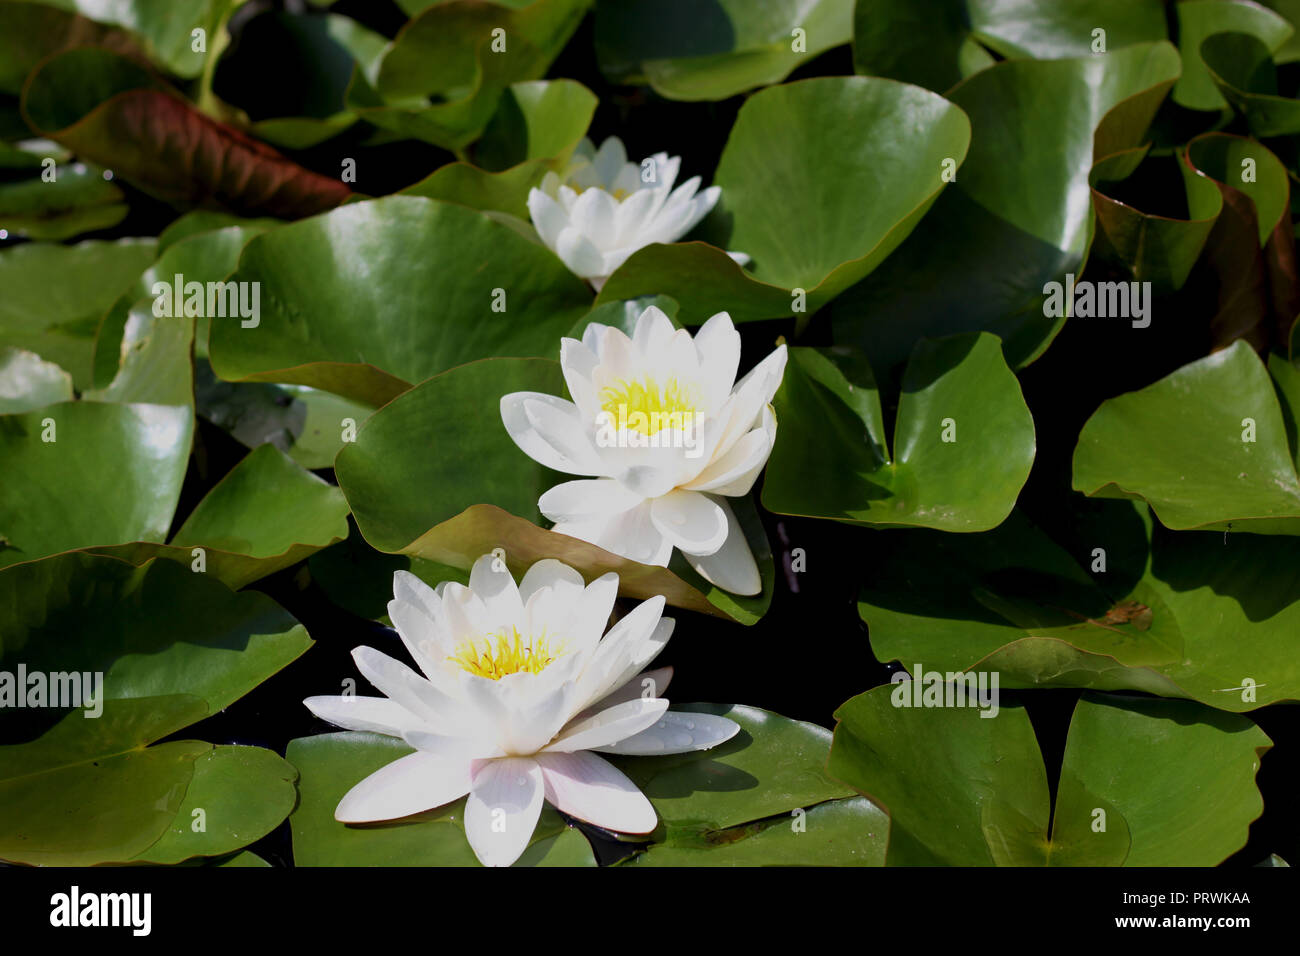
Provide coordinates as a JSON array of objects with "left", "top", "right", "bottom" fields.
[
  {"left": 527, "top": 135, "right": 749, "bottom": 289},
  {"left": 501, "top": 304, "right": 786, "bottom": 596},
  {"left": 304, "top": 554, "right": 739, "bottom": 867}
]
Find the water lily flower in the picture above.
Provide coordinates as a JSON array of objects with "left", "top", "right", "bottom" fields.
[
  {"left": 304, "top": 555, "right": 739, "bottom": 867},
  {"left": 501, "top": 304, "right": 786, "bottom": 596},
  {"left": 527, "top": 135, "right": 749, "bottom": 290}
]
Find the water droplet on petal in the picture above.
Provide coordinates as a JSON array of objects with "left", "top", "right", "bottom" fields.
[{"left": 685, "top": 721, "right": 696, "bottom": 730}]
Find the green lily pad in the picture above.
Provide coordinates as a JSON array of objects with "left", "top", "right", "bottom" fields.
[
  {"left": 831, "top": 42, "right": 1182, "bottom": 372},
  {"left": 130, "top": 745, "right": 298, "bottom": 865},
  {"left": 623, "top": 796, "right": 887, "bottom": 866},
  {"left": 404, "top": 79, "right": 598, "bottom": 220},
  {"left": 1089, "top": 147, "right": 1223, "bottom": 292},
  {"left": 334, "top": 357, "right": 773, "bottom": 623},
  {"left": 1183, "top": 133, "right": 1296, "bottom": 351},
  {"left": 1174, "top": 0, "right": 1293, "bottom": 111},
  {"left": 594, "top": 0, "right": 855, "bottom": 102},
  {"left": 0, "top": 160, "right": 126, "bottom": 239},
  {"left": 287, "top": 732, "right": 596, "bottom": 866},
  {"left": 88, "top": 442, "right": 349, "bottom": 589},
  {"left": 763, "top": 333, "right": 1035, "bottom": 531},
  {"left": 0, "top": 347, "right": 73, "bottom": 413},
  {"left": 22, "top": 48, "right": 352, "bottom": 219},
  {"left": 0, "top": 552, "right": 311, "bottom": 865},
  {"left": 1202, "top": 31, "right": 1300, "bottom": 136},
  {"left": 611, "top": 702, "right": 873, "bottom": 842},
  {"left": 597, "top": 75, "right": 970, "bottom": 324},
  {"left": 858, "top": 503, "right": 1300, "bottom": 710},
  {"left": 0, "top": 237, "right": 157, "bottom": 389},
  {"left": 829, "top": 688, "right": 1270, "bottom": 865},
  {"left": 348, "top": 0, "right": 589, "bottom": 152},
  {"left": 853, "top": 0, "right": 1168, "bottom": 92},
  {"left": 1073, "top": 340, "right": 1300, "bottom": 533},
  {"left": 0, "top": 401, "right": 192, "bottom": 569},
  {"left": 208, "top": 196, "right": 593, "bottom": 406}
]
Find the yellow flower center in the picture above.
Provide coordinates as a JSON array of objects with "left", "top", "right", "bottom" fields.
[
  {"left": 448, "top": 629, "right": 558, "bottom": 680},
  {"left": 600, "top": 377, "right": 698, "bottom": 435}
]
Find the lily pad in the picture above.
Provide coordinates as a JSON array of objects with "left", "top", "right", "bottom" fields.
[
  {"left": 208, "top": 196, "right": 593, "bottom": 406},
  {"left": 0, "top": 401, "right": 192, "bottom": 569},
  {"left": 0, "top": 160, "right": 127, "bottom": 239},
  {"left": 594, "top": 0, "right": 855, "bottom": 101},
  {"left": 828, "top": 688, "right": 1270, "bottom": 865},
  {"left": 90, "top": 442, "right": 350, "bottom": 589},
  {"left": 610, "top": 703, "right": 884, "bottom": 866},
  {"left": 0, "top": 551, "right": 312, "bottom": 865},
  {"left": 1174, "top": 0, "right": 1294, "bottom": 111},
  {"left": 1089, "top": 147, "right": 1222, "bottom": 292},
  {"left": 1183, "top": 133, "right": 1297, "bottom": 351},
  {"left": 348, "top": 0, "right": 590, "bottom": 152},
  {"left": 763, "top": 333, "right": 1035, "bottom": 531},
  {"left": 0, "top": 347, "right": 73, "bottom": 413},
  {"left": 0, "top": 237, "right": 157, "bottom": 389},
  {"left": 857, "top": 503, "right": 1300, "bottom": 710},
  {"left": 853, "top": 0, "right": 1169, "bottom": 92},
  {"left": 1202, "top": 31, "right": 1300, "bottom": 136},
  {"left": 831, "top": 42, "right": 1182, "bottom": 372},
  {"left": 597, "top": 75, "right": 971, "bottom": 324},
  {"left": 1073, "top": 340, "right": 1300, "bottom": 534},
  {"left": 404, "top": 79, "right": 598, "bottom": 219},
  {"left": 334, "top": 357, "right": 774, "bottom": 623}
]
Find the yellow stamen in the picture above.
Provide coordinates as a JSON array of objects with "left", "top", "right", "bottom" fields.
[
  {"left": 448, "top": 629, "right": 557, "bottom": 680},
  {"left": 600, "top": 376, "right": 698, "bottom": 435}
]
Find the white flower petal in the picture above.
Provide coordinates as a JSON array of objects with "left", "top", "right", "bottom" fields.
[
  {"left": 518, "top": 557, "right": 585, "bottom": 603},
  {"left": 522, "top": 396, "right": 610, "bottom": 475},
  {"left": 544, "top": 697, "right": 669, "bottom": 752},
  {"left": 538, "top": 478, "right": 646, "bottom": 524},
  {"left": 304, "top": 695, "right": 425, "bottom": 738},
  {"left": 335, "top": 751, "right": 471, "bottom": 823},
  {"left": 551, "top": 498, "right": 673, "bottom": 566},
  {"left": 403, "top": 728, "right": 503, "bottom": 761},
  {"left": 650, "top": 488, "right": 729, "bottom": 556},
  {"left": 501, "top": 391, "right": 604, "bottom": 476},
  {"left": 468, "top": 552, "right": 526, "bottom": 634},
  {"left": 682, "top": 497, "right": 762, "bottom": 595},
  {"left": 593, "top": 711, "right": 740, "bottom": 755},
  {"left": 693, "top": 311, "right": 740, "bottom": 400},
  {"left": 592, "top": 136, "right": 627, "bottom": 187},
  {"left": 556, "top": 225, "right": 608, "bottom": 278},
  {"left": 681, "top": 412, "right": 774, "bottom": 497},
  {"left": 351, "top": 646, "right": 458, "bottom": 728},
  {"left": 526, "top": 188, "right": 568, "bottom": 249},
  {"left": 536, "top": 751, "right": 658, "bottom": 834},
  {"left": 465, "top": 757, "right": 545, "bottom": 867},
  {"left": 568, "top": 188, "right": 620, "bottom": 250},
  {"left": 583, "top": 666, "right": 673, "bottom": 715}
]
